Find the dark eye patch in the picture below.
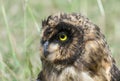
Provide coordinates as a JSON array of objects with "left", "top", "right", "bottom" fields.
[
  {"left": 42, "top": 22, "right": 76, "bottom": 45},
  {"left": 48, "top": 30, "right": 72, "bottom": 46},
  {"left": 55, "top": 22, "right": 72, "bottom": 32}
]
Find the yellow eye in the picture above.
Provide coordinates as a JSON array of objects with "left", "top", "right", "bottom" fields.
[{"left": 59, "top": 33, "right": 67, "bottom": 41}]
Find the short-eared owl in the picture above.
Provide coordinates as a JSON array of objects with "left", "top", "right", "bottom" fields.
[{"left": 37, "top": 13, "right": 120, "bottom": 81}]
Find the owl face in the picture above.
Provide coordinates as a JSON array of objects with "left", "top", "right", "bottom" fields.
[{"left": 40, "top": 13, "right": 84, "bottom": 65}]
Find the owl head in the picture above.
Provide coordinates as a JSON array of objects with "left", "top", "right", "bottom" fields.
[{"left": 40, "top": 13, "right": 105, "bottom": 65}]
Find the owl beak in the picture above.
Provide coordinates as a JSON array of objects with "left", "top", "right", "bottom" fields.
[{"left": 43, "top": 41, "right": 49, "bottom": 57}]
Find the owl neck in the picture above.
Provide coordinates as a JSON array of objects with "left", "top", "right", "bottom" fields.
[{"left": 42, "top": 59, "right": 68, "bottom": 72}]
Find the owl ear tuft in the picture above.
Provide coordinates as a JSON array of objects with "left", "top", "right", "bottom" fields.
[
  {"left": 42, "top": 19, "right": 47, "bottom": 27},
  {"left": 42, "top": 15, "right": 52, "bottom": 28}
]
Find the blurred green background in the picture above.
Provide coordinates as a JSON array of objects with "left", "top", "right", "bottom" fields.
[{"left": 0, "top": 0, "right": 120, "bottom": 81}]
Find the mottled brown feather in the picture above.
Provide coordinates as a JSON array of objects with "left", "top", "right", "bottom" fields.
[{"left": 37, "top": 13, "right": 120, "bottom": 81}]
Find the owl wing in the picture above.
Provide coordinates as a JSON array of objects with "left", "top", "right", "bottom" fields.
[
  {"left": 37, "top": 71, "right": 45, "bottom": 81},
  {"left": 110, "top": 64, "right": 120, "bottom": 81}
]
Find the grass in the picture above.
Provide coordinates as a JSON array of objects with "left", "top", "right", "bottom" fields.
[{"left": 0, "top": 0, "right": 120, "bottom": 81}]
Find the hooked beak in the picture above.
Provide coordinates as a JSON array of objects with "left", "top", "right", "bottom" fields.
[{"left": 43, "top": 41, "right": 49, "bottom": 57}]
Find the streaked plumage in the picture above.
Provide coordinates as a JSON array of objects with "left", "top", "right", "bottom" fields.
[{"left": 37, "top": 13, "right": 120, "bottom": 81}]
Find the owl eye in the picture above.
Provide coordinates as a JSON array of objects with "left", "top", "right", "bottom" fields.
[{"left": 59, "top": 33, "right": 68, "bottom": 42}]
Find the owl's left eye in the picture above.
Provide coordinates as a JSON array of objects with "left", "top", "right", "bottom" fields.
[{"left": 59, "top": 33, "right": 68, "bottom": 42}]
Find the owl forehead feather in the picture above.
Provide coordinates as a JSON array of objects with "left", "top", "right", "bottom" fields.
[{"left": 42, "top": 13, "right": 89, "bottom": 29}]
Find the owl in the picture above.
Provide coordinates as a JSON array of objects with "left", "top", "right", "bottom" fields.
[{"left": 37, "top": 13, "right": 120, "bottom": 81}]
